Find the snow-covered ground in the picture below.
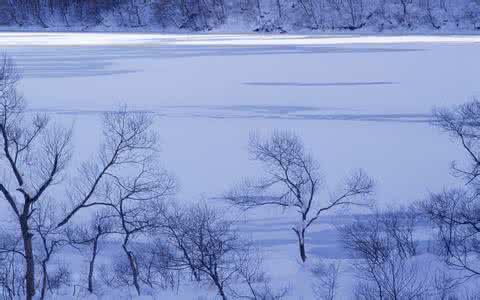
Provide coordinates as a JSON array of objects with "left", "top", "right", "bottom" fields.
[{"left": 1, "top": 32, "right": 480, "bottom": 298}]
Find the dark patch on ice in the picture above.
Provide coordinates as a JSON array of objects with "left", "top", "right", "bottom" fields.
[
  {"left": 25, "top": 69, "right": 136, "bottom": 78},
  {"left": 167, "top": 104, "right": 358, "bottom": 114},
  {"left": 161, "top": 105, "right": 431, "bottom": 123},
  {"left": 192, "top": 112, "right": 432, "bottom": 123},
  {"left": 292, "top": 113, "right": 432, "bottom": 123},
  {"left": 244, "top": 81, "right": 397, "bottom": 87},
  {"left": 5, "top": 44, "right": 424, "bottom": 78},
  {"left": 28, "top": 108, "right": 158, "bottom": 116},
  {"left": 26, "top": 105, "right": 432, "bottom": 124}
]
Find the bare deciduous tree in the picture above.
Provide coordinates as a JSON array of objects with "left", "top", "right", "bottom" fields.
[
  {"left": 433, "top": 99, "right": 480, "bottom": 186},
  {"left": 166, "top": 204, "right": 240, "bottom": 300},
  {"left": 66, "top": 211, "right": 115, "bottom": 294},
  {"left": 164, "top": 203, "right": 286, "bottom": 300},
  {"left": 226, "top": 131, "right": 374, "bottom": 262},
  {"left": 0, "top": 55, "right": 72, "bottom": 300},
  {"left": 424, "top": 100, "right": 480, "bottom": 280},
  {"left": 422, "top": 189, "right": 480, "bottom": 279},
  {"left": 0, "top": 55, "right": 174, "bottom": 300},
  {"left": 57, "top": 108, "right": 159, "bottom": 228},
  {"left": 32, "top": 204, "right": 70, "bottom": 300},
  {"left": 96, "top": 163, "right": 175, "bottom": 295}
]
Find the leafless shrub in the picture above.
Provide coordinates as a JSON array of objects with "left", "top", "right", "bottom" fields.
[
  {"left": 432, "top": 271, "right": 463, "bottom": 300},
  {"left": 0, "top": 230, "right": 24, "bottom": 300},
  {"left": 340, "top": 209, "right": 429, "bottom": 299},
  {"left": 230, "top": 249, "right": 289, "bottom": 300},
  {"left": 101, "top": 240, "right": 177, "bottom": 293},
  {"left": 47, "top": 264, "right": 72, "bottom": 293},
  {"left": 311, "top": 261, "right": 341, "bottom": 300},
  {"left": 135, "top": 239, "right": 178, "bottom": 290}
]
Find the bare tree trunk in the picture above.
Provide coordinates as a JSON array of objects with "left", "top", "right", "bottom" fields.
[
  {"left": 20, "top": 218, "right": 35, "bottom": 300},
  {"left": 293, "top": 216, "right": 308, "bottom": 262},
  {"left": 40, "top": 261, "right": 48, "bottom": 300},
  {"left": 298, "top": 233, "right": 306, "bottom": 262},
  {"left": 213, "top": 279, "right": 228, "bottom": 300},
  {"left": 276, "top": 0, "right": 282, "bottom": 20},
  {"left": 87, "top": 236, "right": 100, "bottom": 293},
  {"left": 122, "top": 241, "right": 140, "bottom": 295},
  {"left": 29, "top": 0, "right": 49, "bottom": 28}
]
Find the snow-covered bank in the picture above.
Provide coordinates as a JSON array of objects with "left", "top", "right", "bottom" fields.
[
  {"left": 2, "top": 31, "right": 480, "bottom": 46},
  {"left": 2, "top": 0, "right": 480, "bottom": 33}
]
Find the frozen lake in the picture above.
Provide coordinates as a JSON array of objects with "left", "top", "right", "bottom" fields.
[
  {"left": 1, "top": 32, "right": 479, "bottom": 207},
  {"left": 2, "top": 32, "right": 480, "bottom": 299}
]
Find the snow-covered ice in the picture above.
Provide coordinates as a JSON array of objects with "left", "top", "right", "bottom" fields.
[
  {"left": 1, "top": 32, "right": 479, "bottom": 298},
  {"left": 2, "top": 33, "right": 476, "bottom": 203}
]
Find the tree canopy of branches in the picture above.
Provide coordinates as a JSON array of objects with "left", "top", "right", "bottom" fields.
[
  {"left": 0, "top": 55, "right": 176, "bottom": 299},
  {"left": 423, "top": 100, "right": 480, "bottom": 280},
  {"left": 163, "top": 203, "right": 287, "bottom": 300},
  {"left": 98, "top": 164, "right": 175, "bottom": 295},
  {"left": 226, "top": 131, "right": 374, "bottom": 262},
  {"left": 0, "top": 55, "right": 72, "bottom": 300}
]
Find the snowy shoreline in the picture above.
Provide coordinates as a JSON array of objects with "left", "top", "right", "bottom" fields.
[{"left": 2, "top": 31, "right": 480, "bottom": 47}]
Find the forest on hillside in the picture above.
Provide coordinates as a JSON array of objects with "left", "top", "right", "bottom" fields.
[{"left": 0, "top": 0, "right": 480, "bottom": 32}]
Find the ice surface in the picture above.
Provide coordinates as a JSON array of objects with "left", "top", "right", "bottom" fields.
[
  {"left": 1, "top": 32, "right": 479, "bottom": 298},
  {"left": 2, "top": 33, "right": 475, "bottom": 203}
]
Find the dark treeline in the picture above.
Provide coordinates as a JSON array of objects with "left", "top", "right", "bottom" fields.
[{"left": 0, "top": 0, "right": 479, "bottom": 32}]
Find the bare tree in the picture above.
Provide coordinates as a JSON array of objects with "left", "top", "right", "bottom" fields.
[
  {"left": 167, "top": 204, "right": 239, "bottom": 300},
  {"left": 66, "top": 210, "right": 115, "bottom": 294},
  {"left": 433, "top": 99, "right": 480, "bottom": 186},
  {"left": 0, "top": 55, "right": 72, "bottom": 300},
  {"left": 424, "top": 100, "right": 480, "bottom": 280},
  {"left": 0, "top": 55, "right": 172, "bottom": 300},
  {"left": 57, "top": 108, "right": 160, "bottom": 228},
  {"left": 164, "top": 203, "right": 285, "bottom": 300},
  {"left": 340, "top": 209, "right": 428, "bottom": 300},
  {"left": 398, "top": 0, "right": 413, "bottom": 26},
  {"left": 297, "top": 0, "right": 320, "bottom": 29},
  {"left": 96, "top": 162, "right": 175, "bottom": 295},
  {"left": 134, "top": 239, "right": 178, "bottom": 290},
  {"left": 31, "top": 204, "right": 69, "bottom": 300},
  {"left": 422, "top": 189, "right": 480, "bottom": 279},
  {"left": 226, "top": 131, "right": 374, "bottom": 262}
]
